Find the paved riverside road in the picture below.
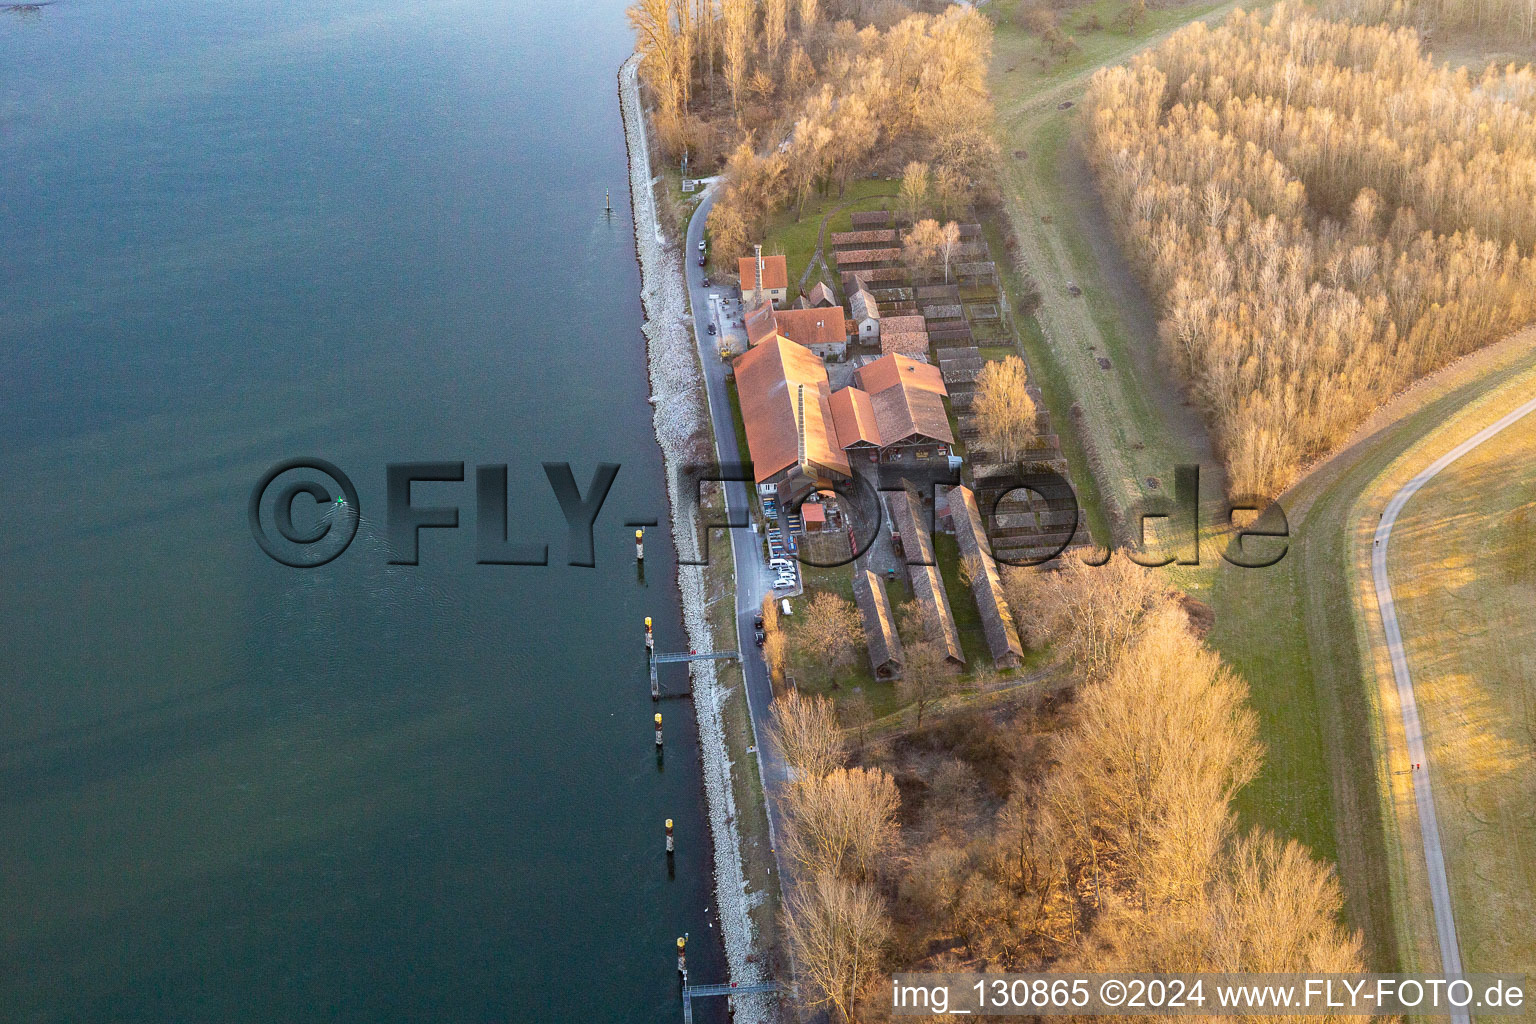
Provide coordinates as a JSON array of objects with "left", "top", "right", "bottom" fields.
[
  {"left": 1371, "top": 391, "right": 1536, "bottom": 1022},
  {"left": 682, "top": 186, "right": 793, "bottom": 858}
]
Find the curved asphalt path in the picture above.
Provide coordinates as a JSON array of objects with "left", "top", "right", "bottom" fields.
[
  {"left": 1371, "top": 391, "right": 1536, "bottom": 1018},
  {"left": 682, "top": 185, "right": 793, "bottom": 865}
]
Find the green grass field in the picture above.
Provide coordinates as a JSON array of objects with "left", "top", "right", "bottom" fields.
[{"left": 758, "top": 179, "right": 899, "bottom": 302}]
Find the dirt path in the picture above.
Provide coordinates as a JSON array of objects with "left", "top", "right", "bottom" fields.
[
  {"left": 1371, "top": 392, "right": 1536, "bottom": 1020},
  {"left": 992, "top": 4, "right": 1241, "bottom": 550},
  {"left": 797, "top": 191, "right": 898, "bottom": 294}
]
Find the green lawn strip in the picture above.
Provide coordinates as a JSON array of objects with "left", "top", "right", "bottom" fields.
[
  {"left": 933, "top": 533, "right": 999, "bottom": 668},
  {"left": 989, "top": 0, "right": 1248, "bottom": 552},
  {"left": 989, "top": 0, "right": 1232, "bottom": 105},
  {"left": 759, "top": 181, "right": 899, "bottom": 302},
  {"left": 987, "top": 0, "right": 1383, "bottom": 960},
  {"left": 1031, "top": 115, "right": 1192, "bottom": 495}
]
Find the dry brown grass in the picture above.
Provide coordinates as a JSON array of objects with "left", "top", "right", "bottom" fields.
[{"left": 1351, "top": 346, "right": 1536, "bottom": 985}]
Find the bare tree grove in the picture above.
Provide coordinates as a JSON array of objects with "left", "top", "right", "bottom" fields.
[
  {"left": 1083, "top": 4, "right": 1536, "bottom": 496},
  {"left": 692, "top": 5, "right": 999, "bottom": 269}
]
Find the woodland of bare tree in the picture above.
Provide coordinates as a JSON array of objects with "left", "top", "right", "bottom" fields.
[
  {"left": 628, "top": 0, "right": 1000, "bottom": 269},
  {"left": 770, "top": 553, "right": 1366, "bottom": 1022},
  {"left": 1324, "top": 0, "right": 1536, "bottom": 42},
  {"left": 1083, "top": 4, "right": 1536, "bottom": 496}
]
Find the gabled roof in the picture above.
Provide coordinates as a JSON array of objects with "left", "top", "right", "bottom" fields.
[
  {"left": 739, "top": 253, "right": 788, "bottom": 291},
  {"left": 830, "top": 228, "right": 899, "bottom": 248},
  {"left": 850, "top": 288, "right": 880, "bottom": 323},
  {"left": 734, "top": 336, "right": 851, "bottom": 485},
  {"left": 745, "top": 300, "right": 778, "bottom": 346},
  {"left": 772, "top": 306, "right": 846, "bottom": 350},
  {"left": 805, "top": 281, "right": 837, "bottom": 308},
  {"left": 879, "top": 314, "right": 929, "bottom": 360},
  {"left": 859, "top": 352, "right": 947, "bottom": 397},
  {"left": 853, "top": 565, "right": 904, "bottom": 676},
  {"left": 829, "top": 387, "right": 882, "bottom": 448},
  {"left": 856, "top": 354, "right": 953, "bottom": 446},
  {"left": 834, "top": 247, "right": 902, "bottom": 266},
  {"left": 886, "top": 486, "right": 965, "bottom": 665},
  {"left": 949, "top": 485, "right": 1025, "bottom": 669}
]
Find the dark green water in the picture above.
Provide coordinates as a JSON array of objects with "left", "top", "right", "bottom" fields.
[{"left": 0, "top": 0, "right": 724, "bottom": 1020}]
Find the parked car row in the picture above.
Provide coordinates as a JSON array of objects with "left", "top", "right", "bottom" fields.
[{"left": 761, "top": 497, "right": 799, "bottom": 590}]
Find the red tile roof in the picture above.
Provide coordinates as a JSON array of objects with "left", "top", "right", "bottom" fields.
[
  {"left": 857, "top": 354, "right": 953, "bottom": 446},
  {"left": 734, "top": 337, "right": 850, "bottom": 484},
  {"left": 879, "top": 314, "right": 929, "bottom": 359},
  {"left": 771, "top": 306, "right": 846, "bottom": 350},
  {"left": 738, "top": 253, "right": 788, "bottom": 292},
  {"left": 745, "top": 300, "right": 778, "bottom": 346},
  {"left": 829, "top": 387, "right": 882, "bottom": 448}
]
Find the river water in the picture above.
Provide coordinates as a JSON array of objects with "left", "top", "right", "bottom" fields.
[{"left": 0, "top": 0, "right": 725, "bottom": 1019}]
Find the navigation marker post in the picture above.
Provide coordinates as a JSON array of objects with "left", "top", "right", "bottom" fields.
[
  {"left": 665, "top": 818, "right": 674, "bottom": 854},
  {"left": 635, "top": 528, "right": 645, "bottom": 562},
  {"left": 654, "top": 712, "right": 663, "bottom": 748}
]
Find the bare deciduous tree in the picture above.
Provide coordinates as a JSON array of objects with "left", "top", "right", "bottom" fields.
[
  {"left": 771, "top": 689, "right": 846, "bottom": 780},
  {"left": 785, "top": 871, "right": 891, "bottom": 1023},
  {"left": 900, "top": 160, "right": 930, "bottom": 226},
  {"left": 1045, "top": 607, "right": 1262, "bottom": 906},
  {"left": 785, "top": 765, "right": 901, "bottom": 881},
  {"left": 629, "top": 0, "right": 685, "bottom": 130},
  {"left": 791, "top": 590, "right": 864, "bottom": 683},
  {"left": 839, "top": 689, "right": 874, "bottom": 753},
  {"left": 937, "top": 219, "right": 962, "bottom": 281},
  {"left": 902, "top": 217, "right": 945, "bottom": 268},
  {"left": 932, "top": 164, "right": 968, "bottom": 221},
  {"left": 763, "top": 0, "right": 789, "bottom": 57},
  {"left": 894, "top": 619, "right": 959, "bottom": 729},
  {"left": 1084, "top": 6, "right": 1536, "bottom": 496},
  {"left": 1002, "top": 552, "right": 1167, "bottom": 677},
  {"left": 973, "top": 355, "right": 1038, "bottom": 463},
  {"left": 719, "top": 0, "right": 753, "bottom": 116}
]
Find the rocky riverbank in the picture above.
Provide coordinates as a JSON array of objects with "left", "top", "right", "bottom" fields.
[{"left": 617, "top": 54, "right": 772, "bottom": 1021}]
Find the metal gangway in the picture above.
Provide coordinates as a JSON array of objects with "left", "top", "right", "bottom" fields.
[
  {"left": 680, "top": 981, "right": 780, "bottom": 1024},
  {"left": 649, "top": 648, "right": 739, "bottom": 699}
]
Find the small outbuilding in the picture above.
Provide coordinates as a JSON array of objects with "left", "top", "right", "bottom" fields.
[
  {"left": 852, "top": 565, "right": 904, "bottom": 680},
  {"left": 948, "top": 484, "right": 1025, "bottom": 670}
]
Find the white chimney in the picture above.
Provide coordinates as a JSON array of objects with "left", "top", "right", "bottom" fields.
[{"left": 754, "top": 244, "right": 764, "bottom": 298}]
